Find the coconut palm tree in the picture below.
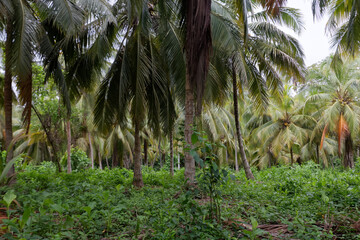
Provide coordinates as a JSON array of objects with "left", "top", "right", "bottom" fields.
[
  {"left": 209, "top": 1, "right": 306, "bottom": 178},
  {"left": 256, "top": 86, "right": 314, "bottom": 166},
  {"left": 312, "top": 0, "right": 360, "bottom": 68},
  {"left": 35, "top": 0, "right": 116, "bottom": 173},
  {"left": 0, "top": 0, "right": 38, "bottom": 175},
  {"left": 305, "top": 57, "right": 360, "bottom": 168},
  {"left": 94, "top": 1, "right": 176, "bottom": 187}
]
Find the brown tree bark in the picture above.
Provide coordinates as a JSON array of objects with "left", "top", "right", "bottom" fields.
[
  {"left": 290, "top": 146, "right": 294, "bottom": 166},
  {"left": 33, "top": 107, "right": 61, "bottom": 171},
  {"left": 232, "top": 64, "right": 254, "bottom": 180},
  {"left": 66, "top": 119, "right": 72, "bottom": 173},
  {"left": 133, "top": 120, "right": 144, "bottom": 187},
  {"left": 144, "top": 139, "right": 148, "bottom": 166},
  {"left": 112, "top": 143, "right": 119, "bottom": 168},
  {"left": 158, "top": 138, "right": 162, "bottom": 168},
  {"left": 184, "top": 0, "right": 212, "bottom": 182},
  {"left": 345, "top": 135, "right": 354, "bottom": 169},
  {"left": 88, "top": 132, "right": 94, "bottom": 169},
  {"left": 184, "top": 76, "right": 195, "bottom": 181},
  {"left": 4, "top": 17, "right": 14, "bottom": 177},
  {"left": 316, "top": 144, "right": 320, "bottom": 165},
  {"left": 170, "top": 130, "right": 174, "bottom": 176}
]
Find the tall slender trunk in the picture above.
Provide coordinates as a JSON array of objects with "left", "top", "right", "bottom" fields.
[
  {"left": 133, "top": 120, "right": 143, "bottom": 187},
  {"left": 112, "top": 142, "right": 119, "bottom": 168},
  {"left": 98, "top": 151, "right": 103, "bottom": 170},
  {"left": 170, "top": 130, "right": 174, "bottom": 176},
  {"left": 106, "top": 157, "right": 109, "bottom": 168},
  {"left": 158, "top": 138, "right": 162, "bottom": 168},
  {"left": 4, "top": 18, "right": 14, "bottom": 177},
  {"left": 66, "top": 119, "right": 72, "bottom": 173},
  {"left": 234, "top": 137, "right": 239, "bottom": 171},
  {"left": 178, "top": 152, "right": 180, "bottom": 170},
  {"left": 290, "top": 146, "right": 294, "bottom": 166},
  {"left": 232, "top": 64, "right": 254, "bottom": 179},
  {"left": 184, "top": 75, "right": 196, "bottom": 182},
  {"left": 316, "top": 144, "right": 320, "bottom": 165},
  {"left": 88, "top": 132, "right": 94, "bottom": 169},
  {"left": 144, "top": 139, "right": 148, "bottom": 166},
  {"left": 345, "top": 135, "right": 354, "bottom": 169},
  {"left": 225, "top": 148, "right": 228, "bottom": 167}
]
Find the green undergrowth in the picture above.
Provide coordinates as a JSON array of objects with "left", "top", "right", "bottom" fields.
[{"left": 0, "top": 162, "right": 360, "bottom": 239}]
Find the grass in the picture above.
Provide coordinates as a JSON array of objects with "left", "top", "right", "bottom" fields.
[{"left": 0, "top": 161, "right": 360, "bottom": 239}]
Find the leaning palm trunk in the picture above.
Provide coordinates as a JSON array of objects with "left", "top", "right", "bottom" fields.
[
  {"left": 344, "top": 135, "right": 355, "bottom": 169},
  {"left": 4, "top": 17, "right": 14, "bottom": 177},
  {"left": 133, "top": 120, "right": 144, "bottom": 187},
  {"left": 232, "top": 65, "right": 254, "bottom": 180},
  {"left": 88, "top": 132, "right": 94, "bottom": 169},
  {"left": 66, "top": 119, "right": 72, "bottom": 173},
  {"left": 170, "top": 130, "right": 174, "bottom": 176}
]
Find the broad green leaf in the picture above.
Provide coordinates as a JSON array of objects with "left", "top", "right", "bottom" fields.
[
  {"left": 3, "top": 191, "right": 16, "bottom": 208},
  {"left": 191, "top": 133, "right": 199, "bottom": 144}
]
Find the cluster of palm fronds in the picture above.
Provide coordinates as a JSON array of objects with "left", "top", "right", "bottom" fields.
[{"left": 1, "top": 0, "right": 359, "bottom": 186}]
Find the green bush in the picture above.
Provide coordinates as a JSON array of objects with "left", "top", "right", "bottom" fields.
[
  {"left": 61, "top": 148, "right": 91, "bottom": 172},
  {"left": 0, "top": 162, "right": 359, "bottom": 239}
]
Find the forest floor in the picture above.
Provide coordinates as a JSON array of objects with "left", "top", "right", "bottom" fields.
[{"left": 0, "top": 161, "right": 360, "bottom": 239}]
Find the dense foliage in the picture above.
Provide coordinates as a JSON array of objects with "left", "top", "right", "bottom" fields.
[
  {"left": 0, "top": 162, "right": 360, "bottom": 239},
  {"left": 2, "top": 0, "right": 360, "bottom": 239}
]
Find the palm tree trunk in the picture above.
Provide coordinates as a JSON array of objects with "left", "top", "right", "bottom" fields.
[
  {"left": 232, "top": 64, "right": 254, "bottom": 180},
  {"left": 178, "top": 152, "right": 181, "bottom": 170},
  {"left": 4, "top": 17, "right": 14, "bottom": 177},
  {"left": 290, "top": 146, "right": 294, "bottom": 166},
  {"left": 184, "top": 75, "right": 196, "bottom": 181},
  {"left": 66, "top": 119, "right": 72, "bottom": 173},
  {"left": 345, "top": 135, "right": 354, "bottom": 169},
  {"left": 106, "top": 157, "right": 109, "bottom": 168},
  {"left": 88, "top": 132, "right": 94, "bottom": 169},
  {"left": 112, "top": 143, "right": 119, "bottom": 168},
  {"left": 184, "top": 0, "right": 212, "bottom": 182},
  {"left": 133, "top": 120, "right": 144, "bottom": 187},
  {"left": 158, "top": 138, "right": 162, "bottom": 168},
  {"left": 98, "top": 151, "right": 103, "bottom": 170},
  {"left": 144, "top": 139, "right": 148, "bottom": 166},
  {"left": 234, "top": 137, "right": 239, "bottom": 171},
  {"left": 225, "top": 147, "right": 228, "bottom": 167},
  {"left": 170, "top": 130, "right": 174, "bottom": 176},
  {"left": 316, "top": 144, "right": 320, "bottom": 165}
]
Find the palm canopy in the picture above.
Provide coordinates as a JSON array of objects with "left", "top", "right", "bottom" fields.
[
  {"left": 312, "top": 0, "right": 360, "bottom": 69},
  {"left": 305, "top": 57, "right": 360, "bottom": 167},
  {"left": 255, "top": 85, "right": 315, "bottom": 165},
  {"left": 211, "top": 1, "right": 306, "bottom": 111}
]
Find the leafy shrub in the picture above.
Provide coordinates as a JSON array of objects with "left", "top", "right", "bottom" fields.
[{"left": 61, "top": 148, "right": 90, "bottom": 172}]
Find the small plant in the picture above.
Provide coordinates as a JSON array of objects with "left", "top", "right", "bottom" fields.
[
  {"left": 190, "top": 130, "right": 233, "bottom": 221},
  {"left": 3, "top": 190, "right": 16, "bottom": 218}
]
